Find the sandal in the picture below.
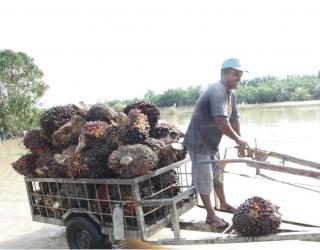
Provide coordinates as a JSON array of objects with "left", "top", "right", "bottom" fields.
[
  {"left": 205, "top": 217, "right": 229, "bottom": 228},
  {"left": 214, "top": 205, "right": 236, "bottom": 213}
]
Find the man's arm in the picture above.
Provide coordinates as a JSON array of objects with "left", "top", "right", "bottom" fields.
[
  {"left": 230, "top": 119, "right": 240, "bottom": 136},
  {"left": 214, "top": 116, "right": 247, "bottom": 157}
]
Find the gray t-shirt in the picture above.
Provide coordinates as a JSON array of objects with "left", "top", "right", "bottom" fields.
[{"left": 183, "top": 81, "right": 239, "bottom": 154}]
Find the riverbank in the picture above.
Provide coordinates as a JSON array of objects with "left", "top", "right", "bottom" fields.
[
  {"left": 160, "top": 100, "right": 320, "bottom": 115},
  {"left": 238, "top": 99, "right": 320, "bottom": 110}
]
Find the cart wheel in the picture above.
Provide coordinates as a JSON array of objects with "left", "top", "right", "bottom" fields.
[{"left": 66, "top": 216, "right": 113, "bottom": 249}]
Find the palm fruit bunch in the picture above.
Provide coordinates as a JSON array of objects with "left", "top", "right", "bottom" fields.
[
  {"left": 108, "top": 144, "right": 158, "bottom": 178},
  {"left": 43, "top": 183, "right": 89, "bottom": 218},
  {"left": 143, "top": 137, "right": 165, "bottom": 155},
  {"left": 123, "top": 101, "right": 160, "bottom": 128},
  {"left": 143, "top": 138, "right": 169, "bottom": 168},
  {"left": 68, "top": 104, "right": 88, "bottom": 119},
  {"left": 104, "top": 125, "right": 125, "bottom": 151},
  {"left": 23, "top": 129, "right": 51, "bottom": 155},
  {"left": 114, "top": 112, "right": 129, "bottom": 127},
  {"left": 77, "top": 121, "right": 111, "bottom": 151},
  {"left": 32, "top": 190, "right": 48, "bottom": 216},
  {"left": 232, "top": 196, "right": 282, "bottom": 236},
  {"left": 90, "top": 184, "right": 111, "bottom": 214},
  {"left": 35, "top": 149, "right": 68, "bottom": 178},
  {"left": 109, "top": 181, "right": 154, "bottom": 216},
  {"left": 143, "top": 137, "right": 187, "bottom": 168},
  {"left": 52, "top": 116, "right": 85, "bottom": 149},
  {"left": 153, "top": 170, "right": 180, "bottom": 197},
  {"left": 85, "top": 104, "right": 117, "bottom": 124},
  {"left": 123, "top": 109, "right": 150, "bottom": 145},
  {"left": 11, "top": 153, "right": 38, "bottom": 177},
  {"left": 83, "top": 121, "right": 110, "bottom": 139},
  {"left": 158, "top": 138, "right": 187, "bottom": 168},
  {"left": 40, "top": 105, "right": 78, "bottom": 137},
  {"left": 150, "top": 122, "right": 184, "bottom": 141},
  {"left": 68, "top": 144, "right": 113, "bottom": 179}
]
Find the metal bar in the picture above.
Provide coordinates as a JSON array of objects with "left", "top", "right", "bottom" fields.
[
  {"left": 47, "top": 181, "right": 57, "bottom": 219},
  {"left": 133, "top": 159, "right": 191, "bottom": 183},
  {"left": 147, "top": 230, "right": 320, "bottom": 245},
  {"left": 268, "top": 151, "right": 320, "bottom": 170},
  {"left": 132, "top": 183, "right": 146, "bottom": 240},
  {"left": 24, "top": 179, "right": 35, "bottom": 219},
  {"left": 23, "top": 159, "right": 191, "bottom": 185},
  {"left": 249, "top": 148, "right": 320, "bottom": 170},
  {"left": 139, "top": 188, "right": 196, "bottom": 206},
  {"left": 203, "top": 159, "right": 320, "bottom": 179},
  {"left": 169, "top": 202, "right": 181, "bottom": 239},
  {"left": 146, "top": 198, "right": 197, "bottom": 238}
]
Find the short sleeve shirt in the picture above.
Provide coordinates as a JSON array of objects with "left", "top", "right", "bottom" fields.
[{"left": 183, "top": 81, "right": 239, "bottom": 154}]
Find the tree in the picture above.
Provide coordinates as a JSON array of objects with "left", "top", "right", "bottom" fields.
[{"left": 0, "top": 49, "right": 48, "bottom": 139}]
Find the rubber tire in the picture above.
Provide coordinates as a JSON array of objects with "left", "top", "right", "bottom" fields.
[{"left": 66, "top": 216, "right": 112, "bottom": 249}]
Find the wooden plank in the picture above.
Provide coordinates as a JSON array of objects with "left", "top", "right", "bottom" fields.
[{"left": 147, "top": 230, "right": 320, "bottom": 245}]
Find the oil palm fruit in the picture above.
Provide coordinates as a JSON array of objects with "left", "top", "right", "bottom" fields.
[
  {"left": 35, "top": 149, "right": 68, "bottom": 178},
  {"left": 123, "top": 101, "right": 160, "bottom": 128},
  {"left": 11, "top": 153, "right": 38, "bottom": 177},
  {"left": 23, "top": 129, "right": 51, "bottom": 155},
  {"left": 40, "top": 105, "right": 78, "bottom": 137},
  {"left": 158, "top": 137, "right": 187, "bottom": 168},
  {"left": 114, "top": 112, "right": 129, "bottom": 127},
  {"left": 232, "top": 196, "right": 282, "bottom": 236},
  {"left": 52, "top": 116, "right": 85, "bottom": 149},
  {"left": 108, "top": 144, "right": 158, "bottom": 178},
  {"left": 104, "top": 125, "right": 125, "bottom": 151},
  {"left": 85, "top": 104, "right": 116, "bottom": 124},
  {"left": 153, "top": 170, "right": 180, "bottom": 197},
  {"left": 123, "top": 109, "right": 150, "bottom": 145},
  {"left": 75, "top": 121, "right": 111, "bottom": 152},
  {"left": 150, "top": 122, "right": 184, "bottom": 141},
  {"left": 68, "top": 144, "right": 113, "bottom": 179},
  {"left": 109, "top": 181, "right": 154, "bottom": 216}
]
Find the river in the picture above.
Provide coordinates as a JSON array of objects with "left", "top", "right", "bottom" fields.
[{"left": 1, "top": 100, "right": 320, "bottom": 248}]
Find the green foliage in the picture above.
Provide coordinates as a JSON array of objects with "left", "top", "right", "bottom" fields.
[
  {"left": 0, "top": 49, "right": 48, "bottom": 139},
  {"left": 105, "top": 74, "right": 320, "bottom": 108},
  {"left": 236, "top": 74, "right": 320, "bottom": 104},
  {"left": 144, "top": 85, "right": 201, "bottom": 107}
]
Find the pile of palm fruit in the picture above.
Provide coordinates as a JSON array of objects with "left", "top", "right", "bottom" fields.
[
  {"left": 232, "top": 196, "right": 282, "bottom": 236},
  {"left": 12, "top": 101, "right": 186, "bottom": 220}
]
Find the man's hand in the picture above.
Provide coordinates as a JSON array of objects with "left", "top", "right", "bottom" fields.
[{"left": 236, "top": 138, "right": 248, "bottom": 158}]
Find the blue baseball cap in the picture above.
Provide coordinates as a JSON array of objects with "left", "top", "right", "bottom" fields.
[{"left": 221, "top": 58, "right": 248, "bottom": 72}]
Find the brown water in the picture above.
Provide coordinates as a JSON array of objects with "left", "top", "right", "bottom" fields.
[{"left": 1, "top": 101, "right": 320, "bottom": 248}]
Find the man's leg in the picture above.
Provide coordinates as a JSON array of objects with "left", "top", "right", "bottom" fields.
[
  {"left": 213, "top": 170, "right": 235, "bottom": 212},
  {"left": 212, "top": 154, "right": 235, "bottom": 212},
  {"left": 189, "top": 150, "right": 229, "bottom": 226},
  {"left": 199, "top": 193, "right": 227, "bottom": 227}
]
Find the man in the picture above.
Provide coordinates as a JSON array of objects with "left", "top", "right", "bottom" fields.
[{"left": 183, "top": 58, "right": 248, "bottom": 228}]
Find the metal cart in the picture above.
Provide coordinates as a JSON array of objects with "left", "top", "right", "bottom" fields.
[
  {"left": 24, "top": 158, "right": 196, "bottom": 248},
  {"left": 24, "top": 149, "right": 320, "bottom": 248}
]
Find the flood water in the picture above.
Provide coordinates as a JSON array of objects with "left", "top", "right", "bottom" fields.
[{"left": 1, "top": 100, "right": 320, "bottom": 248}]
